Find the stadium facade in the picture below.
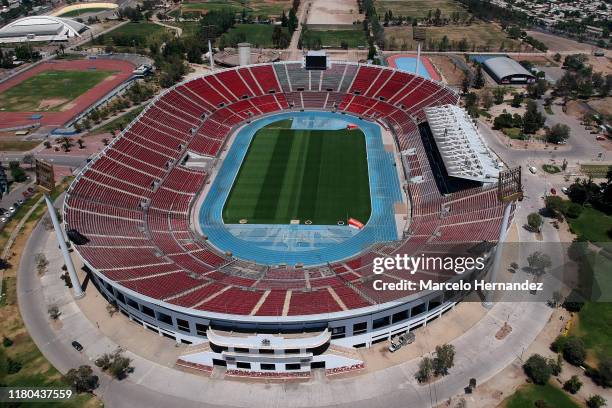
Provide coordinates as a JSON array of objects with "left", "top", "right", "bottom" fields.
[
  {"left": 0, "top": 16, "right": 88, "bottom": 43},
  {"left": 64, "top": 61, "right": 512, "bottom": 375}
]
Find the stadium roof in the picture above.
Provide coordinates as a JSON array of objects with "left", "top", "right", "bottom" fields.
[
  {"left": 0, "top": 16, "right": 88, "bottom": 43},
  {"left": 424, "top": 105, "right": 501, "bottom": 183},
  {"left": 482, "top": 56, "right": 535, "bottom": 83}
]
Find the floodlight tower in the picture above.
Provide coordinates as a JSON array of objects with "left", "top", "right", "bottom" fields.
[
  {"left": 413, "top": 27, "right": 426, "bottom": 77},
  {"left": 201, "top": 25, "right": 216, "bottom": 70}
]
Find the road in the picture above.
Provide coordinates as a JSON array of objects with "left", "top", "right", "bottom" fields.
[
  {"left": 18, "top": 199, "right": 555, "bottom": 408},
  {"left": 287, "top": 1, "right": 309, "bottom": 60}
]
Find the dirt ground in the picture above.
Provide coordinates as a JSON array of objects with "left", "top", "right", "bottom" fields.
[
  {"left": 587, "top": 55, "right": 612, "bottom": 75},
  {"left": 525, "top": 31, "right": 596, "bottom": 53},
  {"left": 428, "top": 55, "right": 465, "bottom": 86},
  {"left": 588, "top": 97, "right": 612, "bottom": 117},
  {"left": 306, "top": 0, "right": 363, "bottom": 25}
]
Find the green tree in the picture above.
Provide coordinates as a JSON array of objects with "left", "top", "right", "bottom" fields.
[
  {"left": 562, "top": 336, "right": 586, "bottom": 366},
  {"left": 587, "top": 395, "right": 606, "bottom": 408},
  {"left": 473, "top": 64, "right": 485, "bottom": 89},
  {"left": 492, "top": 87, "right": 506, "bottom": 104},
  {"left": 415, "top": 356, "right": 433, "bottom": 383},
  {"left": 65, "top": 365, "right": 99, "bottom": 393},
  {"left": 522, "top": 99, "right": 545, "bottom": 134},
  {"left": 527, "top": 212, "right": 543, "bottom": 232},
  {"left": 546, "top": 124, "right": 570, "bottom": 144},
  {"left": 563, "top": 375, "right": 582, "bottom": 394},
  {"left": 433, "top": 344, "right": 455, "bottom": 376},
  {"left": 523, "top": 354, "right": 553, "bottom": 385}
]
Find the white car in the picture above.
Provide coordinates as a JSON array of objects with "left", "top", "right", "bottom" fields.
[
  {"left": 562, "top": 187, "right": 569, "bottom": 194},
  {"left": 0, "top": 217, "right": 6, "bottom": 223},
  {"left": 529, "top": 166, "right": 537, "bottom": 174},
  {"left": 9, "top": 207, "right": 15, "bottom": 213}
]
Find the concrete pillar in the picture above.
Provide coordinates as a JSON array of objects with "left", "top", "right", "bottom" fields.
[
  {"left": 237, "top": 42, "right": 251, "bottom": 66},
  {"left": 45, "top": 195, "right": 84, "bottom": 298},
  {"left": 415, "top": 42, "right": 421, "bottom": 76},
  {"left": 208, "top": 39, "right": 215, "bottom": 70},
  {"left": 483, "top": 202, "right": 512, "bottom": 308}
]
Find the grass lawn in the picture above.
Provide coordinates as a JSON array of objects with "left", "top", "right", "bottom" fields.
[
  {"left": 502, "top": 127, "right": 527, "bottom": 140},
  {"left": 568, "top": 206, "right": 612, "bottom": 243},
  {"left": 301, "top": 28, "right": 367, "bottom": 48},
  {"left": 223, "top": 119, "right": 371, "bottom": 225},
  {"left": 180, "top": 0, "right": 290, "bottom": 16},
  {"left": 0, "top": 179, "right": 101, "bottom": 408},
  {"left": 0, "top": 70, "right": 113, "bottom": 112},
  {"left": 384, "top": 22, "right": 521, "bottom": 51},
  {"left": 570, "top": 302, "right": 612, "bottom": 365},
  {"left": 220, "top": 24, "right": 288, "bottom": 48},
  {"left": 164, "top": 21, "right": 201, "bottom": 38},
  {"left": 580, "top": 164, "right": 612, "bottom": 179},
  {"left": 57, "top": 7, "right": 111, "bottom": 17},
  {"left": 376, "top": 0, "right": 463, "bottom": 18},
  {"left": 0, "top": 140, "right": 41, "bottom": 151},
  {"left": 93, "top": 22, "right": 172, "bottom": 48},
  {"left": 502, "top": 383, "right": 581, "bottom": 408}
]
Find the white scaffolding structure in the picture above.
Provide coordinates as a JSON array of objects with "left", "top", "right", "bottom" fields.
[{"left": 424, "top": 104, "right": 501, "bottom": 184}]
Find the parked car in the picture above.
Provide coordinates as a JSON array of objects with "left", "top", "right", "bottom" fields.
[
  {"left": 71, "top": 341, "right": 83, "bottom": 352},
  {"left": 529, "top": 166, "right": 537, "bottom": 174},
  {"left": 17, "top": 199, "right": 23, "bottom": 205},
  {"left": 389, "top": 331, "right": 416, "bottom": 352},
  {"left": 27, "top": 187, "right": 35, "bottom": 193},
  {"left": 9, "top": 207, "right": 15, "bottom": 213},
  {"left": 562, "top": 187, "right": 569, "bottom": 194},
  {"left": 0, "top": 217, "right": 6, "bottom": 223}
]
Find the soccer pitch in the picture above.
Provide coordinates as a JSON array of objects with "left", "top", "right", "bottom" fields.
[{"left": 223, "top": 120, "right": 371, "bottom": 225}]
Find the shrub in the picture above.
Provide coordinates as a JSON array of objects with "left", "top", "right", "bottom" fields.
[
  {"left": 563, "top": 375, "right": 582, "bottom": 394},
  {"left": 562, "top": 337, "right": 586, "bottom": 366}
]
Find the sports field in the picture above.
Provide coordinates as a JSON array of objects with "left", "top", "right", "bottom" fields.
[
  {"left": 0, "top": 70, "right": 113, "bottom": 112},
  {"left": 223, "top": 120, "right": 371, "bottom": 225}
]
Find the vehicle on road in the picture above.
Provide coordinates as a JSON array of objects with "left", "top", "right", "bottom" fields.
[
  {"left": 71, "top": 341, "right": 83, "bottom": 352},
  {"left": 529, "top": 166, "right": 537, "bottom": 174},
  {"left": 562, "top": 187, "right": 569, "bottom": 194},
  {"left": 9, "top": 207, "right": 15, "bottom": 213}
]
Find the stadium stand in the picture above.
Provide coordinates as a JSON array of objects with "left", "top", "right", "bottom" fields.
[{"left": 65, "top": 62, "right": 509, "bottom": 318}]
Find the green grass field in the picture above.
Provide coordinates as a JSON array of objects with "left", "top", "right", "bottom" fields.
[
  {"left": 180, "top": 0, "right": 290, "bottom": 16},
  {"left": 568, "top": 207, "right": 612, "bottom": 243},
  {"left": 301, "top": 28, "right": 367, "bottom": 48},
  {"left": 0, "top": 70, "right": 113, "bottom": 112},
  {"left": 570, "top": 302, "right": 612, "bottom": 365},
  {"left": 502, "top": 383, "right": 580, "bottom": 408},
  {"left": 220, "top": 24, "right": 289, "bottom": 48},
  {"left": 223, "top": 120, "right": 371, "bottom": 225},
  {"left": 57, "top": 7, "right": 111, "bottom": 17}
]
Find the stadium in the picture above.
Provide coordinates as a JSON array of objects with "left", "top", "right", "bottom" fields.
[{"left": 63, "top": 58, "right": 514, "bottom": 376}]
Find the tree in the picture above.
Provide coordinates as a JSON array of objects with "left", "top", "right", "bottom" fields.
[
  {"left": 546, "top": 124, "right": 570, "bottom": 144},
  {"left": 527, "top": 78, "right": 548, "bottom": 99},
  {"left": 563, "top": 375, "right": 582, "bottom": 394},
  {"left": 473, "top": 64, "right": 485, "bottom": 89},
  {"left": 527, "top": 212, "right": 543, "bottom": 232},
  {"left": 76, "top": 139, "right": 85, "bottom": 149},
  {"left": 587, "top": 395, "right": 606, "bottom": 408},
  {"left": 433, "top": 344, "right": 455, "bottom": 376},
  {"left": 492, "top": 87, "right": 505, "bottom": 104},
  {"left": 527, "top": 251, "right": 552, "bottom": 276},
  {"left": 65, "top": 365, "right": 99, "bottom": 393},
  {"left": 95, "top": 350, "right": 133, "bottom": 380},
  {"left": 481, "top": 89, "right": 493, "bottom": 110},
  {"left": 415, "top": 356, "right": 433, "bottom": 383},
  {"left": 596, "top": 357, "right": 612, "bottom": 388},
  {"left": 511, "top": 93, "right": 523, "bottom": 107},
  {"left": 522, "top": 99, "right": 545, "bottom": 134},
  {"left": 58, "top": 137, "right": 73, "bottom": 152},
  {"left": 523, "top": 354, "right": 553, "bottom": 385},
  {"left": 562, "top": 336, "right": 586, "bottom": 366},
  {"left": 22, "top": 153, "right": 34, "bottom": 169}
]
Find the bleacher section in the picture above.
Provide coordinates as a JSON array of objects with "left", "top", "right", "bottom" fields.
[{"left": 65, "top": 62, "right": 509, "bottom": 318}]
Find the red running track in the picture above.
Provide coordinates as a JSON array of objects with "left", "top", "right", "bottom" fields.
[
  {"left": 386, "top": 54, "right": 441, "bottom": 82},
  {"left": 0, "top": 59, "right": 134, "bottom": 129}
]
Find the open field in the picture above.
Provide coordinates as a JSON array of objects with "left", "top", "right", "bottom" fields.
[
  {"left": 179, "top": 0, "right": 291, "bottom": 16},
  {"left": 501, "top": 383, "right": 581, "bottom": 408},
  {"left": 376, "top": 0, "right": 464, "bottom": 18},
  {"left": 0, "top": 139, "right": 41, "bottom": 151},
  {"left": 223, "top": 120, "right": 371, "bottom": 225},
  {"left": 568, "top": 206, "right": 612, "bottom": 243},
  {"left": 302, "top": 28, "right": 367, "bottom": 48},
  {"left": 580, "top": 164, "right": 612, "bottom": 179},
  {"left": 570, "top": 301, "right": 612, "bottom": 366},
  {"left": 384, "top": 23, "right": 522, "bottom": 51},
  {"left": 100, "top": 21, "right": 171, "bottom": 45},
  {"left": 0, "top": 70, "right": 113, "bottom": 112},
  {"left": 306, "top": 0, "right": 363, "bottom": 25},
  {"left": 525, "top": 30, "right": 595, "bottom": 53},
  {"left": 220, "top": 24, "right": 289, "bottom": 48},
  {"left": 58, "top": 7, "right": 109, "bottom": 16}
]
